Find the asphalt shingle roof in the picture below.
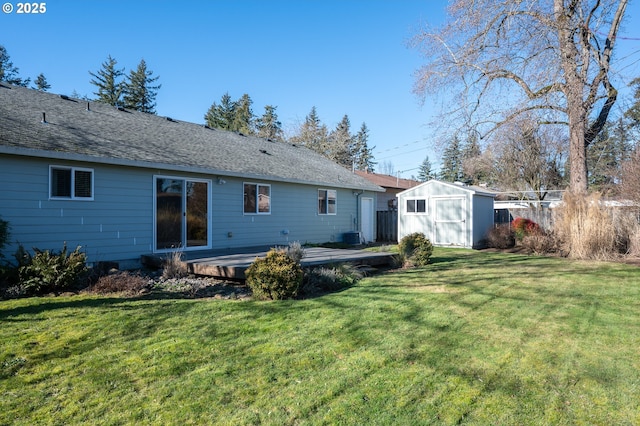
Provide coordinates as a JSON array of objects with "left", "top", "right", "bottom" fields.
[
  {"left": 0, "top": 84, "right": 383, "bottom": 192},
  {"left": 355, "top": 170, "right": 420, "bottom": 190}
]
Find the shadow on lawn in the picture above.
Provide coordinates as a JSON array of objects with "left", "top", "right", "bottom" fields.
[{"left": 0, "top": 290, "right": 216, "bottom": 322}]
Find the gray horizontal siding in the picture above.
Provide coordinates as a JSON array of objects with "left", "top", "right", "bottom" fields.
[
  {"left": 1, "top": 156, "right": 154, "bottom": 266},
  {"left": 209, "top": 180, "right": 361, "bottom": 249},
  {"left": 2, "top": 154, "right": 376, "bottom": 267}
]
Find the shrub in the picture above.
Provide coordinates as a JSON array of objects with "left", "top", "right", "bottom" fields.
[
  {"left": 284, "top": 241, "right": 306, "bottom": 263},
  {"left": 521, "top": 231, "right": 558, "bottom": 255},
  {"left": 0, "top": 216, "right": 8, "bottom": 258},
  {"left": 18, "top": 244, "right": 88, "bottom": 295},
  {"left": 246, "top": 249, "right": 303, "bottom": 300},
  {"left": 302, "top": 263, "right": 362, "bottom": 295},
  {"left": 398, "top": 232, "right": 433, "bottom": 267},
  {"left": 90, "top": 271, "right": 150, "bottom": 296},
  {"left": 486, "top": 224, "right": 516, "bottom": 249},
  {"left": 511, "top": 217, "right": 541, "bottom": 240},
  {"left": 0, "top": 217, "right": 10, "bottom": 290}
]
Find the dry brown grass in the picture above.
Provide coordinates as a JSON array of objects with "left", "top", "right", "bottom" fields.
[
  {"left": 90, "top": 271, "right": 150, "bottom": 295},
  {"left": 554, "top": 192, "right": 638, "bottom": 260},
  {"left": 162, "top": 249, "right": 187, "bottom": 279}
]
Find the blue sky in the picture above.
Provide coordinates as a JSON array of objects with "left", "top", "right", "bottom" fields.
[{"left": 2, "top": 1, "right": 639, "bottom": 178}]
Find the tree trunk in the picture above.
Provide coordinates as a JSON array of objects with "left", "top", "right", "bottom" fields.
[{"left": 568, "top": 105, "right": 589, "bottom": 194}]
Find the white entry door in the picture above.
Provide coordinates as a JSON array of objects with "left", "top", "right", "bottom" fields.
[
  {"left": 361, "top": 197, "right": 374, "bottom": 243},
  {"left": 434, "top": 197, "right": 466, "bottom": 246}
]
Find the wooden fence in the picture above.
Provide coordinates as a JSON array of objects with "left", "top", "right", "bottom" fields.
[{"left": 377, "top": 211, "right": 398, "bottom": 242}]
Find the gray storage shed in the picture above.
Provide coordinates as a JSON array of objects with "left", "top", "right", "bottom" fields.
[{"left": 397, "top": 180, "right": 496, "bottom": 249}]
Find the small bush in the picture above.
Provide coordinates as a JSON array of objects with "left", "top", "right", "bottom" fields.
[
  {"left": 18, "top": 244, "right": 88, "bottom": 295},
  {"left": 284, "top": 241, "right": 306, "bottom": 263},
  {"left": 511, "top": 217, "right": 541, "bottom": 240},
  {"left": 246, "top": 249, "right": 303, "bottom": 300},
  {"left": 90, "top": 271, "right": 150, "bottom": 296},
  {"left": 398, "top": 232, "right": 433, "bottom": 267},
  {"left": 302, "top": 263, "right": 362, "bottom": 295},
  {"left": 162, "top": 249, "right": 187, "bottom": 280},
  {"left": 521, "top": 232, "right": 558, "bottom": 255},
  {"left": 486, "top": 224, "right": 516, "bottom": 249},
  {"left": 0, "top": 216, "right": 8, "bottom": 258},
  {"left": 0, "top": 217, "right": 10, "bottom": 291}
]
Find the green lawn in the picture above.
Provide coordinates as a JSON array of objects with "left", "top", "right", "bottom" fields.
[{"left": 1, "top": 249, "right": 639, "bottom": 425}]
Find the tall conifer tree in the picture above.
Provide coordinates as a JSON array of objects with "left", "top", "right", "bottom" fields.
[
  {"left": 233, "top": 94, "right": 254, "bottom": 135},
  {"left": 122, "top": 59, "right": 161, "bottom": 113},
  {"left": 290, "top": 106, "right": 329, "bottom": 155},
  {"left": 33, "top": 73, "right": 51, "bottom": 91},
  {"left": 89, "top": 55, "right": 125, "bottom": 106},
  {"left": 439, "top": 137, "right": 463, "bottom": 182},
  {"left": 353, "top": 122, "right": 376, "bottom": 172},
  {"left": 256, "top": 105, "right": 283, "bottom": 140},
  {"left": 328, "top": 115, "right": 353, "bottom": 167},
  {"left": 418, "top": 156, "right": 435, "bottom": 181},
  {"left": 204, "top": 92, "right": 236, "bottom": 130},
  {"left": 0, "top": 45, "right": 29, "bottom": 87}
]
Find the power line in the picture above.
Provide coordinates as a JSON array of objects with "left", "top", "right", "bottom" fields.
[{"left": 374, "top": 140, "right": 430, "bottom": 161}]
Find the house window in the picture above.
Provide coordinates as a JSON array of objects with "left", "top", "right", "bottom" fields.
[
  {"left": 318, "top": 189, "right": 337, "bottom": 215},
  {"left": 50, "top": 166, "right": 93, "bottom": 200},
  {"left": 406, "top": 199, "right": 426, "bottom": 214},
  {"left": 244, "top": 183, "right": 271, "bottom": 214}
]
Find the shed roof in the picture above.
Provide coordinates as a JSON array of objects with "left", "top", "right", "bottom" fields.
[
  {"left": 397, "top": 179, "right": 497, "bottom": 198},
  {"left": 354, "top": 170, "right": 420, "bottom": 190},
  {"left": 0, "top": 84, "right": 383, "bottom": 192}
]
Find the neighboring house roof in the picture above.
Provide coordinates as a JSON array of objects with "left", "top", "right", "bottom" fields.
[
  {"left": 0, "top": 84, "right": 383, "bottom": 192},
  {"left": 354, "top": 170, "right": 420, "bottom": 190},
  {"left": 397, "top": 179, "right": 497, "bottom": 198}
]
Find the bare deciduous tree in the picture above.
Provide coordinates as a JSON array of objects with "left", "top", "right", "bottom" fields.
[
  {"left": 412, "top": 0, "right": 628, "bottom": 194},
  {"left": 492, "top": 120, "right": 566, "bottom": 201}
]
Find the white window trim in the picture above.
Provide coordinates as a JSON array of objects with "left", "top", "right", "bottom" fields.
[
  {"left": 49, "top": 165, "right": 94, "bottom": 201},
  {"left": 243, "top": 182, "right": 271, "bottom": 215},
  {"left": 405, "top": 198, "right": 428, "bottom": 215},
  {"left": 318, "top": 189, "right": 337, "bottom": 215}
]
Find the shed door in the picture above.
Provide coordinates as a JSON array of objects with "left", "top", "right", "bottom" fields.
[{"left": 434, "top": 197, "right": 466, "bottom": 246}]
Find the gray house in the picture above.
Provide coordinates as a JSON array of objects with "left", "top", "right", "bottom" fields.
[
  {"left": 0, "top": 85, "right": 383, "bottom": 268},
  {"left": 397, "top": 180, "right": 495, "bottom": 249}
]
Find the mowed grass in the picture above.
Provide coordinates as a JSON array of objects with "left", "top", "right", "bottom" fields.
[{"left": 1, "top": 249, "right": 639, "bottom": 425}]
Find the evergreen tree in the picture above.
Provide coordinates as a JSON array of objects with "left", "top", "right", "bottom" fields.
[
  {"left": 353, "top": 122, "right": 376, "bottom": 172},
  {"left": 0, "top": 45, "right": 29, "bottom": 86},
  {"left": 439, "top": 137, "right": 463, "bottom": 182},
  {"left": 204, "top": 93, "right": 237, "bottom": 130},
  {"left": 417, "top": 155, "right": 435, "bottom": 181},
  {"left": 290, "top": 106, "right": 329, "bottom": 155},
  {"left": 587, "top": 118, "right": 631, "bottom": 191},
  {"left": 89, "top": 55, "right": 125, "bottom": 106},
  {"left": 625, "top": 77, "right": 640, "bottom": 131},
  {"left": 232, "top": 93, "right": 254, "bottom": 135},
  {"left": 328, "top": 115, "right": 353, "bottom": 167},
  {"left": 256, "top": 105, "right": 283, "bottom": 140},
  {"left": 122, "top": 59, "right": 161, "bottom": 113},
  {"left": 461, "top": 133, "right": 485, "bottom": 184},
  {"left": 33, "top": 73, "right": 51, "bottom": 91}
]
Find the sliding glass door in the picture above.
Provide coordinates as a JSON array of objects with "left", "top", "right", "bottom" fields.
[{"left": 155, "top": 177, "right": 210, "bottom": 251}]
